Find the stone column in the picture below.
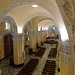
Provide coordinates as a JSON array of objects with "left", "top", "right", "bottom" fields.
[
  {"left": 65, "top": 59, "right": 68, "bottom": 75},
  {"left": 36, "top": 32, "right": 41, "bottom": 47},
  {"left": 43, "top": 33, "right": 47, "bottom": 42},
  {"left": 60, "top": 51, "right": 74, "bottom": 75},
  {"left": 68, "top": 59, "right": 74, "bottom": 75},
  {"left": 41, "top": 33, "right": 44, "bottom": 44},
  {"left": 60, "top": 56, "right": 64, "bottom": 75},
  {"left": 24, "top": 33, "right": 28, "bottom": 47},
  {"left": 29, "top": 31, "right": 36, "bottom": 53},
  {"left": 63, "top": 58, "right": 67, "bottom": 75},
  {"left": 12, "top": 33, "right": 25, "bottom": 65},
  {"left": 59, "top": 52, "right": 68, "bottom": 75},
  {"left": 24, "top": 34, "right": 26, "bottom": 46}
]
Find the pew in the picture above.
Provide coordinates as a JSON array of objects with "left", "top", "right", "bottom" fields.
[
  {"left": 35, "top": 47, "right": 46, "bottom": 57},
  {"left": 42, "top": 60, "right": 56, "bottom": 75},
  {"left": 48, "top": 48, "right": 57, "bottom": 58},
  {"left": 17, "top": 59, "right": 39, "bottom": 75}
]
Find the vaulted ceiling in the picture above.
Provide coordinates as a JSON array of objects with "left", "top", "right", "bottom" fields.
[{"left": 0, "top": 0, "right": 69, "bottom": 41}]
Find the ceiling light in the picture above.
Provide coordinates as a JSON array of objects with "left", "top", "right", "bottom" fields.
[{"left": 32, "top": 5, "right": 38, "bottom": 7}]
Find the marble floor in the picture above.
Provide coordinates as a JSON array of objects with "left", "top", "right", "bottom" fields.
[{"left": 0, "top": 43, "right": 59, "bottom": 75}]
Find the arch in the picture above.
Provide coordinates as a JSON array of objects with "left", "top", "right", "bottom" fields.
[
  {"left": 38, "top": 18, "right": 54, "bottom": 23},
  {"left": 0, "top": 1, "right": 69, "bottom": 42},
  {"left": 34, "top": 17, "right": 55, "bottom": 27},
  {"left": 0, "top": 0, "right": 74, "bottom": 71},
  {"left": 0, "top": 1, "right": 57, "bottom": 24},
  {"left": 48, "top": 25, "right": 61, "bottom": 38},
  {"left": 2, "top": 16, "right": 17, "bottom": 33},
  {"left": 0, "top": 1, "right": 63, "bottom": 30},
  {"left": 22, "top": 14, "right": 52, "bottom": 33},
  {"left": 48, "top": 25, "right": 59, "bottom": 31},
  {"left": 37, "top": 19, "right": 56, "bottom": 27},
  {"left": 37, "top": 19, "right": 58, "bottom": 31}
]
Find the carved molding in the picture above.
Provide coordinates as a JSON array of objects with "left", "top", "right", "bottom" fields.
[
  {"left": 60, "top": 51, "right": 74, "bottom": 64},
  {"left": 59, "top": 40, "right": 71, "bottom": 52},
  {"left": 63, "top": 0, "right": 74, "bottom": 20},
  {"left": 29, "top": 31, "right": 37, "bottom": 37},
  {"left": 12, "top": 33, "right": 25, "bottom": 41},
  {"left": 0, "top": 2, "right": 38, "bottom": 23},
  {"left": 2, "top": 16, "right": 17, "bottom": 33}
]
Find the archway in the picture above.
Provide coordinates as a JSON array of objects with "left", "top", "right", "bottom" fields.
[
  {"left": 0, "top": 1, "right": 74, "bottom": 75},
  {"left": 0, "top": 16, "right": 17, "bottom": 66},
  {"left": 0, "top": 1, "right": 69, "bottom": 43}
]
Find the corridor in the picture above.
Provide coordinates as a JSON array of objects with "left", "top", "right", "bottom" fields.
[
  {"left": 0, "top": 0, "right": 75, "bottom": 75},
  {"left": 0, "top": 43, "right": 59, "bottom": 75},
  {"left": 0, "top": 42, "right": 58, "bottom": 75}
]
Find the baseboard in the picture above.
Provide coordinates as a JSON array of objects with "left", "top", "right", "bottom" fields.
[
  {"left": 13, "top": 63, "right": 24, "bottom": 68},
  {"left": 0, "top": 58, "right": 5, "bottom": 62}
]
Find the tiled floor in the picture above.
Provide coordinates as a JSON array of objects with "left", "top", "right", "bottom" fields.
[
  {"left": 0, "top": 43, "right": 59, "bottom": 75},
  {"left": 0, "top": 59, "right": 22, "bottom": 75}
]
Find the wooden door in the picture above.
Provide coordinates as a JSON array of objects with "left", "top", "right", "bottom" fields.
[{"left": 4, "top": 34, "right": 14, "bottom": 65}]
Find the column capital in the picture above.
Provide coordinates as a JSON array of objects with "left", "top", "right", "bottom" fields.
[
  {"left": 29, "top": 31, "right": 37, "bottom": 37},
  {"left": 12, "top": 33, "right": 25, "bottom": 41},
  {"left": 37, "top": 31, "right": 41, "bottom": 35}
]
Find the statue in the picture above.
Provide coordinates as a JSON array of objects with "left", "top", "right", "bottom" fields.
[{"left": 51, "top": 26, "right": 56, "bottom": 39}]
